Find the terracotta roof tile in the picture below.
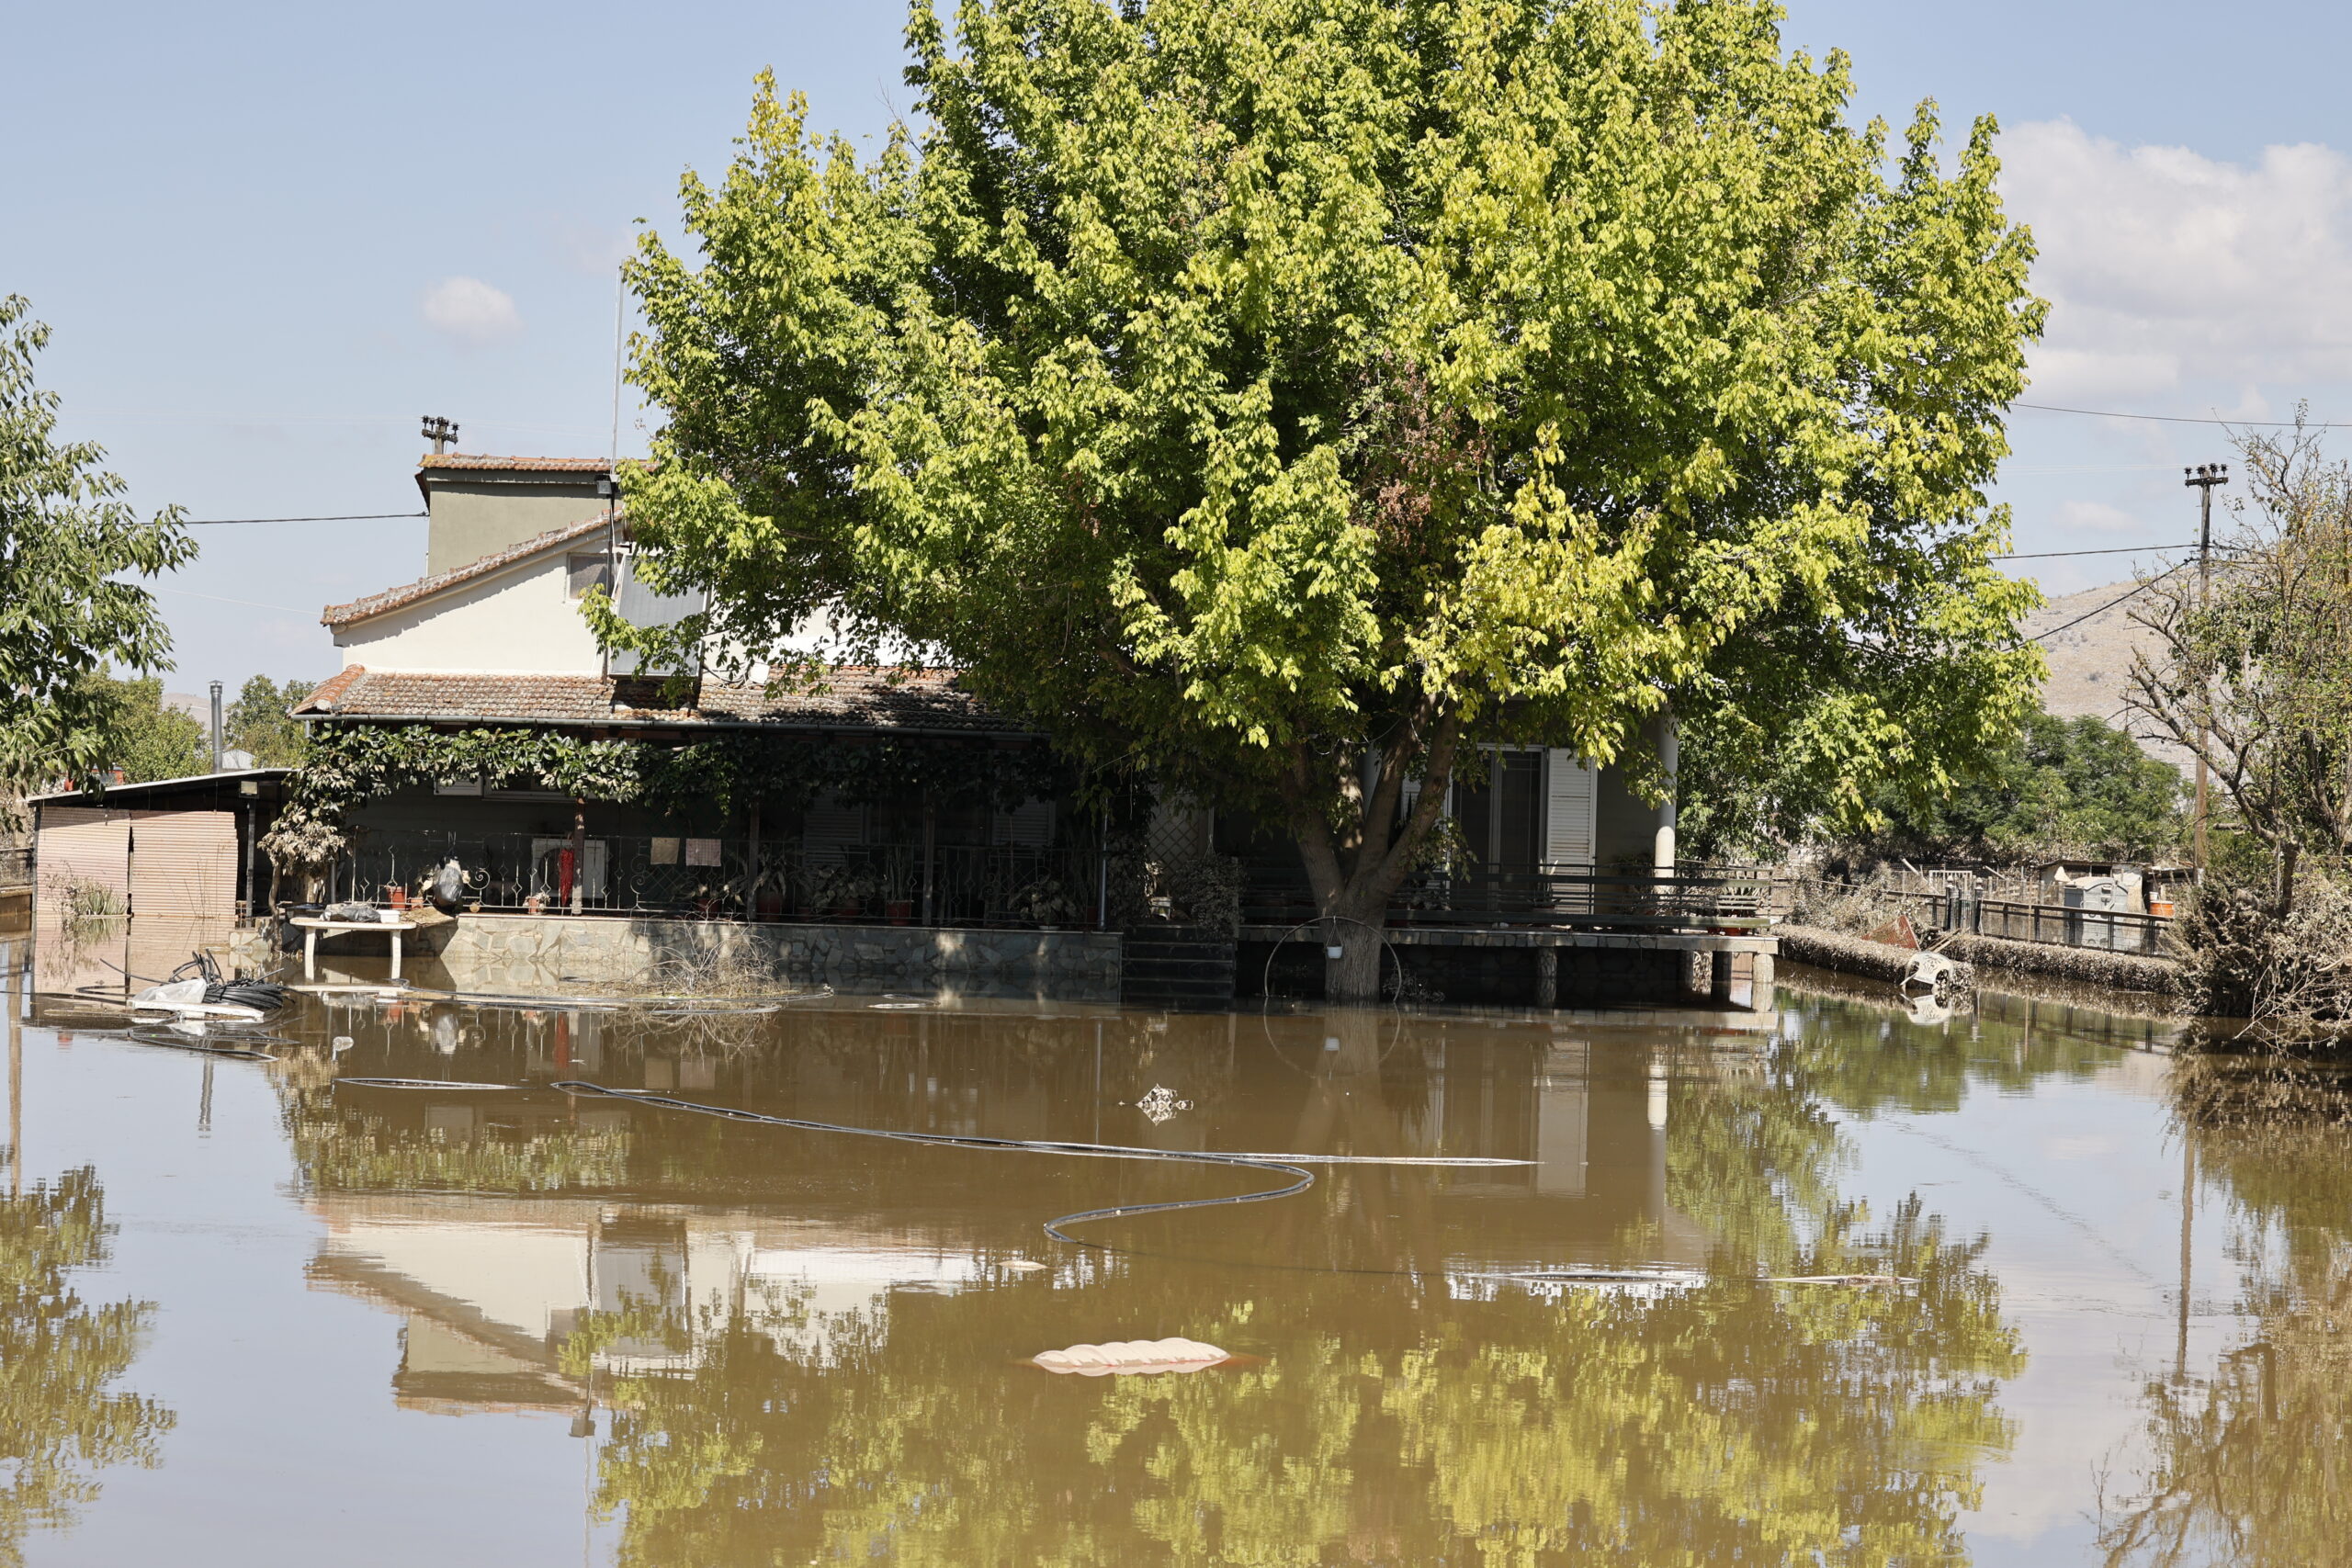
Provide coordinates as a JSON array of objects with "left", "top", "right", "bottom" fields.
[
  {"left": 298, "top": 665, "right": 369, "bottom": 714},
  {"left": 322, "top": 511, "right": 617, "bottom": 628},
  {"left": 418, "top": 454, "right": 613, "bottom": 472},
  {"left": 292, "top": 668, "right": 1027, "bottom": 735}
]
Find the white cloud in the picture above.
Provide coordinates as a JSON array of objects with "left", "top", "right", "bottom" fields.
[
  {"left": 420, "top": 276, "right": 522, "bottom": 346},
  {"left": 2000, "top": 120, "right": 2352, "bottom": 401},
  {"left": 2053, "top": 499, "right": 2145, "bottom": 534}
]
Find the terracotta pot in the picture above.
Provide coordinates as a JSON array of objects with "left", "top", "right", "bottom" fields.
[
  {"left": 833, "top": 904, "right": 863, "bottom": 922},
  {"left": 387, "top": 886, "right": 410, "bottom": 910},
  {"left": 886, "top": 899, "right": 915, "bottom": 926},
  {"left": 2148, "top": 899, "right": 2176, "bottom": 918}
]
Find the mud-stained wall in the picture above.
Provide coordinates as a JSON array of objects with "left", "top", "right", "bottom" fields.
[{"left": 294, "top": 911, "right": 1122, "bottom": 1001}]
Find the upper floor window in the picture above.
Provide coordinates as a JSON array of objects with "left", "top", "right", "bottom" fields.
[{"left": 566, "top": 552, "right": 614, "bottom": 600}]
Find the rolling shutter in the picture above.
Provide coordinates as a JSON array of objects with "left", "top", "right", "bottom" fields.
[
  {"left": 1544, "top": 750, "right": 1597, "bottom": 868},
  {"left": 802, "top": 797, "right": 866, "bottom": 864},
  {"left": 994, "top": 799, "right": 1055, "bottom": 848},
  {"left": 129, "top": 811, "right": 239, "bottom": 919},
  {"left": 34, "top": 807, "right": 131, "bottom": 915}
]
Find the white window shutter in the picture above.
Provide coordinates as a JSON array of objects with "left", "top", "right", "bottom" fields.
[{"left": 1544, "top": 750, "right": 1596, "bottom": 868}]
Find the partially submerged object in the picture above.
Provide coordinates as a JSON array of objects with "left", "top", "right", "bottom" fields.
[
  {"left": 129, "top": 979, "right": 266, "bottom": 1022},
  {"left": 124, "top": 953, "right": 290, "bottom": 1023},
  {"left": 1032, "top": 1338, "right": 1232, "bottom": 1375}
]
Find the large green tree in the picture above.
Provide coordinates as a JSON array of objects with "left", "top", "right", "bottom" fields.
[
  {"left": 0, "top": 297, "right": 192, "bottom": 821},
  {"left": 225, "top": 674, "right": 316, "bottom": 769},
  {"left": 1824, "top": 710, "right": 2185, "bottom": 866},
  {"left": 615, "top": 0, "right": 2045, "bottom": 996},
  {"left": 67, "top": 675, "right": 207, "bottom": 784}
]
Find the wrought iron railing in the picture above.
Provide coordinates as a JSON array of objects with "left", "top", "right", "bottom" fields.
[
  {"left": 1238, "top": 862, "right": 1791, "bottom": 931},
  {"left": 1795, "top": 877, "right": 2175, "bottom": 958},
  {"left": 318, "top": 830, "right": 1108, "bottom": 929}
]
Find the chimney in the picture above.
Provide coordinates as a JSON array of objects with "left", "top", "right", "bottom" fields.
[
  {"left": 413, "top": 448, "right": 616, "bottom": 577},
  {"left": 209, "top": 681, "right": 224, "bottom": 773}
]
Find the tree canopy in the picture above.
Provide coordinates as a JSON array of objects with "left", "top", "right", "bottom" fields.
[
  {"left": 66, "top": 675, "right": 207, "bottom": 785},
  {"left": 1821, "top": 710, "right": 2184, "bottom": 866},
  {"left": 226, "top": 675, "right": 316, "bottom": 770},
  {"left": 616, "top": 0, "right": 2045, "bottom": 991},
  {"left": 0, "top": 297, "right": 191, "bottom": 820}
]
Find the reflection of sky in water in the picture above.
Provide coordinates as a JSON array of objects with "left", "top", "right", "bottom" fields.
[
  {"left": 1837, "top": 1053, "right": 2221, "bottom": 1562},
  {"left": 0, "top": 928, "right": 2314, "bottom": 1565}
]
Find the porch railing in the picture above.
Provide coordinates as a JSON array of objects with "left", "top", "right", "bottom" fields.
[
  {"left": 317, "top": 830, "right": 1108, "bottom": 930},
  {"left": 1238, "top": 862, "right": 1792, "bottom": 931}
]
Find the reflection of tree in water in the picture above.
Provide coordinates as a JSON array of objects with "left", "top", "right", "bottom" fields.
[
  {"left": 2102, "top": 1055, "right": 2352, "bottom": 1565},
  {"left": 0, "top": 1168, "right": 172, "bottom": 1565},
  {"left": 1779, "top": 987, "right": 2154, "bottom": 1122},
  {"left": 559, "top": 1018, "right": 2023, "bottom": 1567}
]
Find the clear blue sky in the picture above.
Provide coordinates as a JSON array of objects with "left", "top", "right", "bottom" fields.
[{"left": 10, "top": 0, "right": 2351, "bottom": 692}]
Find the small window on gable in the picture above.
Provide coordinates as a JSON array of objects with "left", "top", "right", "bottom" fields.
[{"left": 567, "top": 552, "right": 614, "bottom": 600}]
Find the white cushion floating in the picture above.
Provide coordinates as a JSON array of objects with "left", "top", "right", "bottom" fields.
[{"left": 1032, "top": 1337, "right": 1231, "bottom": 1376}]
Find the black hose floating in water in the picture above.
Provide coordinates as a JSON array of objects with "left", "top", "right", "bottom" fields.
[{"left": 545, "top": 1080, "right": 1529, "bottom": 1247}]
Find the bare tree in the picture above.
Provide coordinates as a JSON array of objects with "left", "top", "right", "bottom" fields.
[{"left": 2128, "top": 413, "right": 2352, "bottom": 919}]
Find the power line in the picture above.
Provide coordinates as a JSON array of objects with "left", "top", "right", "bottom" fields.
[
  {"left": 2024, "top": 560, "right": 2191, "bottom": 644},
  {"left": 2015, "top": 401, "right": 2352, "bottom": 430},
  {"left": 1994, "top": 542, "right": 2197, "bottom": 560},
  {"left": 179, "top": 511, "right": 425, "bottom": 526}
]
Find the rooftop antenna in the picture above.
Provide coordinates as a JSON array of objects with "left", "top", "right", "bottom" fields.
[{"left": 421, "top": 414, "right": 460, "bottom": 454}]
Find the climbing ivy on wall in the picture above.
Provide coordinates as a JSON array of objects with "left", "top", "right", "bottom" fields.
[{"left": 259, "top": 723, "right": 1079, "bottom": 871}]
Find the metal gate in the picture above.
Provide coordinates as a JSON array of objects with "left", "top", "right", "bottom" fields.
[
  {"left": 33, "top": 807, "right": 131, "bottom": 915},
  {"left": 129, "top": 811, "right": 238, "bottom": 919}
]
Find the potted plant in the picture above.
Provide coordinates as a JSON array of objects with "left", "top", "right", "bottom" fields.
[{"left": 1011, "top": 875, "right": 1080, "bottom": 928}]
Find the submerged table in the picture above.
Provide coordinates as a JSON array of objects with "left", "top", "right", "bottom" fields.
[{"left": 287, "top": 915, "right": 420, "bottom": 980}]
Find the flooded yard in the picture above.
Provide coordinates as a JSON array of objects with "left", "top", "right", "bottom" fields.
[{"left": 0, "top": 926, "right": 2341, "bottom": 1564}]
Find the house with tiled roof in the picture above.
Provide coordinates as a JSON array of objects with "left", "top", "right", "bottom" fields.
[
  {"left": 288, "top": 449, "right": 1080, "bottom": 931},
  {"left": 282, "top": 445, "right": 1747, "bottom": 1010}
]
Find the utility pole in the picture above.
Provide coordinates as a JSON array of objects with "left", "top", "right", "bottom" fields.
[
  {"left": 420, "top": 414, "right": 460, "bottom": 454},
  {"left": 2183, "top": 464, "right": 2229, "bottom": 868}
]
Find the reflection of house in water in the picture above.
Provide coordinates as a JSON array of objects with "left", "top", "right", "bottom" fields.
[
  {"left": 1415, "top": 1032, "right": 1760, "bottom": 1269},
  {"left": 295, "top": 999, "right": 1781, "bottom": 1411},
  {"left": 307, "top": 1192, "right": 985, "bottom": 1417}
]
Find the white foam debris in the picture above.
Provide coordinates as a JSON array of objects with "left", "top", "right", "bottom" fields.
[{"left": 1032, "top": 1337, "right": 1231, "bottom": 1376}]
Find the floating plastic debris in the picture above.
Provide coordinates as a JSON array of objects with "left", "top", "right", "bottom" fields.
[
  {"left": 1135, "top": 1085, "right": 1192, "bottom": 1124},
  {"left": 1032, "top": 1337, "right": 1231, "bottom": 1376}
]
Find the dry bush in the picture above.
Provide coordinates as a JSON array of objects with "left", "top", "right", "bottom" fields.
[{"left": 2177, "top": 862, "right": 2352, "bottom": 1036}]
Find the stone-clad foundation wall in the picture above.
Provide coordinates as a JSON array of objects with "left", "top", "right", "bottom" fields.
[{"left": 300, "top": 913, "right": 1123, "bottom": 1001}]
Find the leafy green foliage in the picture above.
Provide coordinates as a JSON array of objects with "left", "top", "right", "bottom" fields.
[
  {"left": 262, "top": 721, "right": 1072, "bottom": 870},
  {"left": 614, "top": 0, "right": 2047, "bottom": 987},
  {"left": 66, "top": 675, "right": 208, "bottom": 784},
  {"left": 0, "top": 1168, "right": 173, "bottom": 1565},
  {"left": 0, "top": 297, "right": 192, "bottom": 821},
  {"left": 1829, "top": 711, "right": 2184, "bottom": 864},
  {"left": 226, "top": 675, "right": 316, "bottom": 769}
]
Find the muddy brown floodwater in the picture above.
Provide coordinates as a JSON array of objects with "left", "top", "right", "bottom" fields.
[{"left": 3, "top": 923, "right": 2349, "bottom": 1564}]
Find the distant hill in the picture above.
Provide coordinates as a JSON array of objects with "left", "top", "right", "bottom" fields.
[{"left": 2019, "top": 579, "right": 2195, "bottom": 777}]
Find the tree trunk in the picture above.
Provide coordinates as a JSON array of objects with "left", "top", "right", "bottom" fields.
[
  {"left": 1320, "top": 908, "right": 1387, "bottom": 1003},
  {"left": 2276, "top": 840, "right": 2301, "bottom": 919}
]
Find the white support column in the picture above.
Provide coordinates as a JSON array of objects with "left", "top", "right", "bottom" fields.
[{"left": 1652, "top": 706, "right": 1679, "bottom": 877}]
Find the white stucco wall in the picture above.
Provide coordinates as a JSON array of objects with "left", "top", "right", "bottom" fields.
[{"left": 335, "top": 551, "right": 604, "bottom": 673}]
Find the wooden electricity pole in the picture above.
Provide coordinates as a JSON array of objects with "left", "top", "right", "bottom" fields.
[{"left": 2184, "top": 463, "right": 2229, "bottom": 868}]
